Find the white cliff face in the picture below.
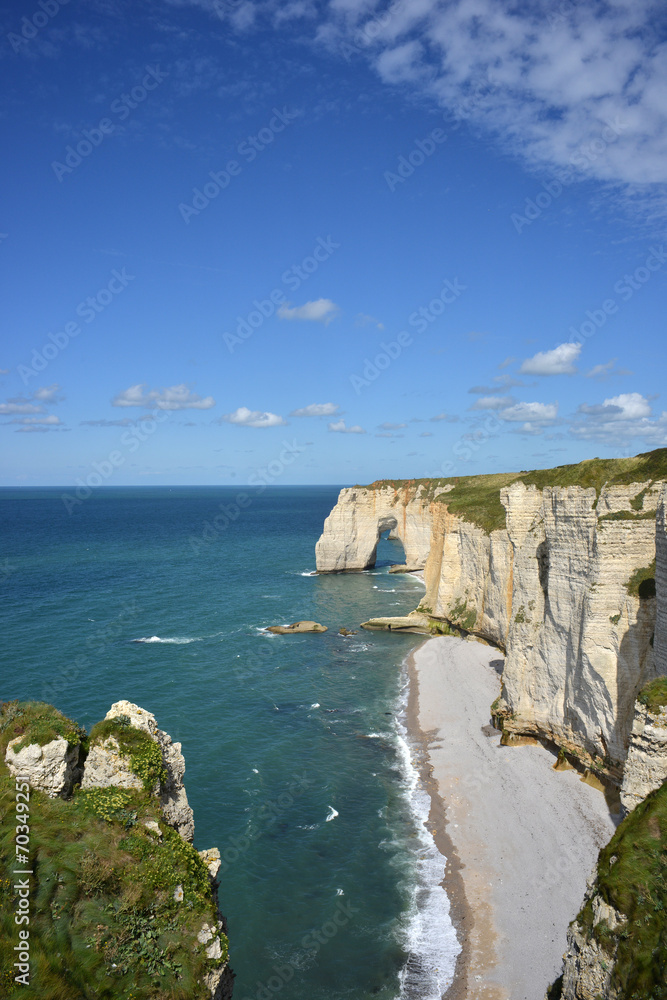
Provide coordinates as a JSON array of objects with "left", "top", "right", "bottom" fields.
[
  {"left": 5, "top": 736, "right": 81, "bottom": 798},
  {"left": 81, "top": 700, "right": 195, "bottom": 842},
  {"left": 500, "top": 483, "right": 659, "bottom": 771},
  {"left": 620, "top": 700, "right": 667, "bottom": 813},
  {"left": 318, "top": 476, "right": 665, "bottom": 775},
  {"left": 315, "top": 484, "right": 440, "bottom": 571},
  {"left": 655, "top": 488, "right": 667, "bottom": 677}
]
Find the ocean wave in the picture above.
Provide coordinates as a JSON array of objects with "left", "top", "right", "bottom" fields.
[
  {"left": 299, "top": 570, "right": 317, "bottom": 576},
  {"left": 310, "top": 702, "right": 320, "bottom": 709},
  {"left": 394, "top": 671, "right": 461, "bottom": 999},
  {"left": 325, "top": 805, "right": 339, "bottom": 822},
  {"left": 132, "top": 635, "right": 200, "bottom": 644}
]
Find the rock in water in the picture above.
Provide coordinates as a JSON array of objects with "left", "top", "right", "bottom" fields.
[{"left": 265, "top": 620, "right": 327, "bottom": 634}]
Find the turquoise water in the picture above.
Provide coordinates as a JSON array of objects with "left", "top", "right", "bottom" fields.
[{"left": 0, "top": 486, "right": 458, "bottom": 999}]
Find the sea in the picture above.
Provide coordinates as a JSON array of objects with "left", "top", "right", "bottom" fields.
[{"left": 0, "top": 485, "right": 460, "bottom": 1000}]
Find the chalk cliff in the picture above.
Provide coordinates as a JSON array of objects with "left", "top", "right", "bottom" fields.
[
  {"left": 0, "top": 699, "right": 233, "bottom": 999},
  {"left": 316, "top": 451, "right": 667, "bottom": 779}
]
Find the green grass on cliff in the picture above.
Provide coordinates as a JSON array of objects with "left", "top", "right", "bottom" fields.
[
  {"left": 571, "top": 780, "right": 667, "bottom": 999},
  {"left": 638, "top": 677, "right": 667, "bottom": 713},
  {"left": 0, "top": 702, "right": 225, "bottom": 1000},
  {"left": 361, "top": 448, "right": 667, "bottom": 533}
]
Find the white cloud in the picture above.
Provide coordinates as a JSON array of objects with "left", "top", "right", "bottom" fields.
[
  {"left": 278, "top": 299, "right": 339, "bottom": 324},
  {"left": 328, "top": 418, "right": 365, "bottom": 434},
  {"left": 290, "top": 402, "right": 340, "bottom": 417},
  {"left": 520, "top": 342, "right": 581, "bottom": 376},
  {"left": 112, "top": 383, "right": 215, "bottom": 410},
  {"left": 586, "top": 359, "right": 634, "bottom": 380},
  {"left": 470, "top": 395, "right": 515, "bottom": 411},
  {"left": 32, "top": 384, "right": 63, "bottom": 403},
  {"left": 12, "top": 415, "right": 62, "bottom": 425},
  {"left": 0, "top": 402, "right": 44, "bottom": 415},
  {"left": 378, "top": 421, "right": 406, "bottom": 429},
  {"left": 601, "top": 392, "right": 651, "bottom": 420},
  {"left": 500, "top": 401, "right": 559, "bottom": 423},
  {"left": 323, "top": 0, "right": 667, "bottom": 189},
  {"left": 355, "top": 313, "right": 384, "bottom": 330},
  {"left": 222, "top": 407, "right": 287, "bottom": 428},
  {"left": 572, "top": 392, "right": 667, "bottom": 444}
]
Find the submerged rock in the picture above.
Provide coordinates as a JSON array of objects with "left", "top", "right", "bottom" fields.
[{"left": 265, "top": 620, "right": 327, "bottom": 634}]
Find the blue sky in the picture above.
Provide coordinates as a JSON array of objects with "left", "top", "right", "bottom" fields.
[{"left": 2, "top": 0, "right": 666, "bottom": 486}]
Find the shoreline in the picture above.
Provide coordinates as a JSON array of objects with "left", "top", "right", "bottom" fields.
[{"left": 406, "top": 635, "right": 617, "bottom": 1000}]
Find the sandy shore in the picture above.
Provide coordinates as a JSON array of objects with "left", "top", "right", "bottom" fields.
[{"left": 408, "top": 636, "right": 618, "bottom": 1000}]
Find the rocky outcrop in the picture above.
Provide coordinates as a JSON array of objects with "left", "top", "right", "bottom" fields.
[
  {"left": 557, "top": 886, "right": 626, "bottom": 1000},
  {"left": 82, "top": 700, "right": 195, "bottom": 842},
  {"left": 5, "top": 736, "right": 82, "bottom": 798},
  {"left": 361, "top": 611, "right": 433, "bottom": 633},
  {"left": 620, "top": 698, "right": 667, "bottom": 813},
  {"left": 315, "top": 483, "right": 444, "bottom": 571},
  {"left": 265, "top": 620, "right": 327, "bottom": 634},
  {"left": 317, "top": 462, "right": 667, "bottom": 779}
]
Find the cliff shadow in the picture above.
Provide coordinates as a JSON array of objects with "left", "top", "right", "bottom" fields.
[{"left": 615, "top": 581, "right": 657, "bottom": 766}]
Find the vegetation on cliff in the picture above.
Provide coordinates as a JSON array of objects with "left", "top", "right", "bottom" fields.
[
  {"left": 549, "top": 777, "right": 667, "bottom": 1000},
  {"left": 362, "top": 447, "right": 667, "bottom": 533},
  {"left": 0, "top": 701, "right": 226, "bottom": 1000}
]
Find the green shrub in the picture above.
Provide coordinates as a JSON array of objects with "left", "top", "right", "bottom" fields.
[
  {"left": 637, "top": 678, "right": 667, "bottom": 714},
  {"left": 88, "top": 719, "right": 166, "bottom": 791}
]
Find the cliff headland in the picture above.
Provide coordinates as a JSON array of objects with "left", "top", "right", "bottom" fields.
[
  {"left": 317, "top": 447, "right": 667, "bottom": 998},
  {"left": 0, "top": 699, "right": 233, "bottom": 1000}
]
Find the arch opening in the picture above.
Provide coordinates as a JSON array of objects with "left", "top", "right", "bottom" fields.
[{"left": 369, "top": 517, "right": 406, "bottom": 569}]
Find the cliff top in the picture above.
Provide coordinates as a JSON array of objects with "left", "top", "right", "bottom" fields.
[
  {"left": 0, "top": 700, "right": 227, "bottom": 1000},
  {"left": 360, "top": 447, "right": 667, "bottom": 533}
]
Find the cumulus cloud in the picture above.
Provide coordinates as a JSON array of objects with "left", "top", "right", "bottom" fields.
[
  {"left": 355, "top": 313, "right": 385, "bottom": 330},
  {"left": 572, "top": 392, "right": 667, "bottom": 444},
  {"left": 81, "top": 418, "right": 138, "bottom": 427},
  {"left": 221, "top": 407, "right": 287, "bottom": 428},
  {"left": 500, "top": 401, "right": 559, "bottom": 423},
  {"left": 520, "top": 343, "right": 581, "bottom": 376},
  {"left": 378, "top": 421, "right": 406, "bottom": 429},
  {"left": 430, "top": 412, "right": 459, "bottom": 422},
  {"left": 328, "top": 418, "right": 365, "bottom": 434},
  {"left": 1, "top": 384, "right": 64, "bottom": 415},
  {"left": 290, "top": 402, "right": 340, "bottom": 417},
  {"left": 470, "top": 395, "right": 515, "bottom": 411},
  {"left": 0, "top": 402, "right": 44, "bottom": 416},
  {"left": 277, "top": 299, "right": 339, "bottom": 324},
  {"left": 112, "top": 383, "right": 215, "bottom": 410}
]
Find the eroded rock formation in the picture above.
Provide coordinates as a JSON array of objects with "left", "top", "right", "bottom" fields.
[{"left": 317, "top": 464, "right": 666, "bottom": 778}]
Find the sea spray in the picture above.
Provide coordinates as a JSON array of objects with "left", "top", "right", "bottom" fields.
[{"left": 394, "top": 668, "right": 461, "bottom": 999}]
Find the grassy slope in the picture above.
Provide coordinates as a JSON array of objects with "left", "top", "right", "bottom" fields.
[
  {"left": 361, "top": 447, "right": 667, "bottom": 533},
  {"left": 0, "top": 702, "right": 225, "bottom": 1000},
  {"left": 548, "top": 778, "right": 667, "bottom": 1000}
]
